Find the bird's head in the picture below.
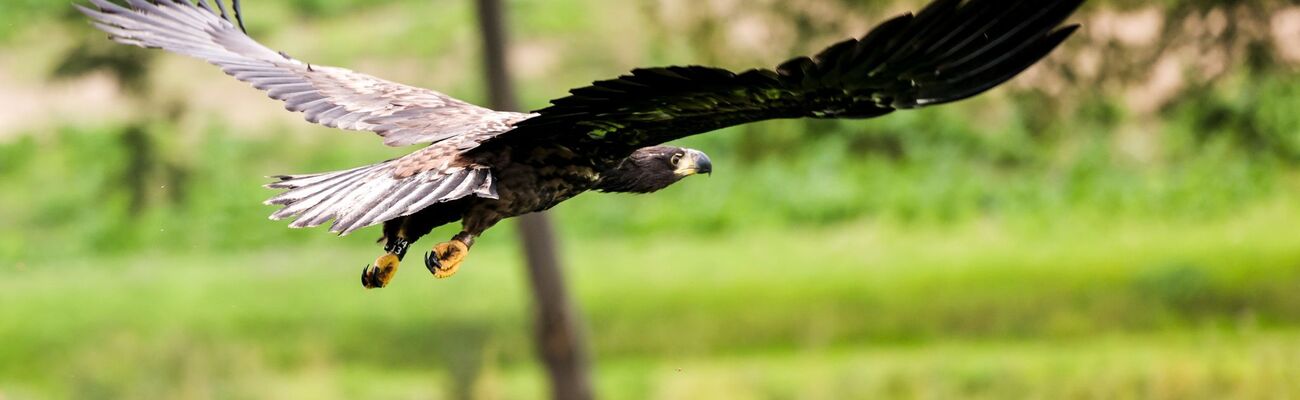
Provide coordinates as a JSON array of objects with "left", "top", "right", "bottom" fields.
[{"left": 595, "top": 146, "right": 712, "bottom": 193}]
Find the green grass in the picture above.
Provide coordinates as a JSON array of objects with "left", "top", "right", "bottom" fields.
[
  {"left": 591, "top": 333, "right": 1300, "bottom": 400},
  {"left": 3, "top": 203, "right": 1300, "bottom": 398}
]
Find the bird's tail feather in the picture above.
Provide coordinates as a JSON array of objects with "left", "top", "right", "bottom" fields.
[{"left": 263, "top": 160, "right": 494, "bottom": 235}]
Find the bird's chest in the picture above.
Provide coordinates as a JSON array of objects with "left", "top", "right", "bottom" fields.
[{"left": 478, "top": 146, "right": 602, "bottom": 216}]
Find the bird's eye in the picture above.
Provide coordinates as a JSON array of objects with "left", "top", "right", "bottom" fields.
[{"left": 670, "top": 153, "right": 683, "bottom": 166}]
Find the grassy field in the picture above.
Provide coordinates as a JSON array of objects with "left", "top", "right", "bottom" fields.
[{"left": 4, "top": 199, "right": 1300, "bottom": 399}]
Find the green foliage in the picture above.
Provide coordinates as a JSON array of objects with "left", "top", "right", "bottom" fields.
[
  {"left": 285, "top": 0, "right": 401, "bottom": 17},
  {"left": 0, "top": 0, "right": 73, "bottom": 42},
  {"left": 51, "top": 41, "right": 156, "bottom": 93},
  {"left": 1168, "top": 74, "right": 1300, "bottom": 161}
]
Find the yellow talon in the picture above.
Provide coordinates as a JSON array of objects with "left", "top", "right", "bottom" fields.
[
  {"left": 362, "top": 253, "right": 401, "bottom": 289},
  {"left": 425, "top": 240, "right": 469, "bottom": 279}
]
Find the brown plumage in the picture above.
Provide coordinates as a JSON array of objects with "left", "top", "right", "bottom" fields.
[{"left": 79, "top": 0, "right": 1082, "bottom": 288}]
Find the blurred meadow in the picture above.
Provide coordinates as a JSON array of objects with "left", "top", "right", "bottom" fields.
[{"left": 4, "top": 0, "right": 1300, "bottom": 398}]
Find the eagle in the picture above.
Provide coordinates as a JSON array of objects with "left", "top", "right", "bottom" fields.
[{"left": 79, "top": 0, "right": 1082, "bottom": 288}]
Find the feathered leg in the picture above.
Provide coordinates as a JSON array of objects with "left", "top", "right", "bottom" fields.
[{"left": 361, "top": 200, "right": 471, "bottom": 287}]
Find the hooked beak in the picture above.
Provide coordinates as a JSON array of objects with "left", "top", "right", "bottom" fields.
[{"left": 674, "top": 149, "right": 713, "bottom": 177}]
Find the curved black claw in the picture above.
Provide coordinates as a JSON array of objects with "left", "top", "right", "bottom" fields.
[
  {"left": 424, "top": 251, "right": 441, "bottom": 273},
  {"left": 361, "top": 264, "right": 380, "bottom": 289}
]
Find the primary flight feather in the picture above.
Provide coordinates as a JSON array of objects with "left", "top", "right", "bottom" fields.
[{"left": 79, "top": 0, "right": 1083, "bottom": 288}]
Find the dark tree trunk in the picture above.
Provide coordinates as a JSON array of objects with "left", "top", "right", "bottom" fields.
[
  {"left": 473, "top": 1, "right": 595, "bottom": 399},
  {"left": 119, "top": 124, "right": 153, "bottom": 215}
]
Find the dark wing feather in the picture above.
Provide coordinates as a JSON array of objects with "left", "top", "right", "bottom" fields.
[
  {"left": 491, "top": 0, "right": 1081, "bottom": 152},
  {"left": 78, "top": 0, "right": 529, "bottom": 147}
]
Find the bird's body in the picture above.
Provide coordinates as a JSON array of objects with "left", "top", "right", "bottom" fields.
[
  {"left": 440, "top": 142, "right": 604, "bottom": 235},
  {"left": 79, "top": 0, "right": 1083, "bottom": 288}
]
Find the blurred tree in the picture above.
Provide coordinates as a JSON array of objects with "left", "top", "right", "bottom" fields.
[
  {"left": 474, "top": 1, "right": 594, "bottom": 400},
  {"left": 49, "top": 32, "right": 191, "bottom": 215}
]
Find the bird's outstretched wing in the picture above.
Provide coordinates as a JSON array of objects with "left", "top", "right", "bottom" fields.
[
  {"left": 78, "top": 0, "right": 527, "bottom": 147},
  {"left": 493, "top": 0, "right": 1082, "bottom": 152}
]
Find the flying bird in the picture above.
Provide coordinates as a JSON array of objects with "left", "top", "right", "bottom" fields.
[{"left": 79, "top": 0, "right": 1082, "bottom": 288}]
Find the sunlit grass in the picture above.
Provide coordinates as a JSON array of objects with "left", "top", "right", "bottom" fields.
[
  {"left": 3, "top": 205, "right": 1300, "bottom": 398},
  {"left": 591, "top": 331, "right": 1300, "bottom": 400}
]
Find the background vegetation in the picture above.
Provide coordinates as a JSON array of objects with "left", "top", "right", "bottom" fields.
[{"left": 2, "top": 0, "right": 1300, "bottom": 398}]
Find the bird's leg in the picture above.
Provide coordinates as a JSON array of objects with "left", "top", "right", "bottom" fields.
[
  {"left": 362, "top": 235, "right": 411, "bottom": 289},
  {"left": 425, "top": 232, "right": 475, "bottom": 279}
]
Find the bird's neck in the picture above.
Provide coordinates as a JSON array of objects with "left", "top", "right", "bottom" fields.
[{"left": 593, "top": 159, "right": 674, "bottom": 194}]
